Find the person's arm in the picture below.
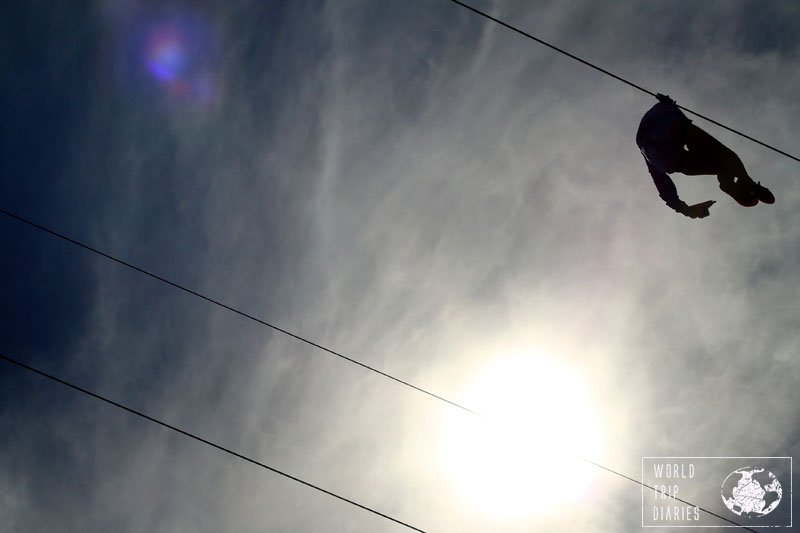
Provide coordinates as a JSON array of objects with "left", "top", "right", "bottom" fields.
[
  {"left": 646, "top": 161, "right": 714, "bottom": 218},
  {"left": 647, "top": 161, "right": 687, "bottom": 212}
]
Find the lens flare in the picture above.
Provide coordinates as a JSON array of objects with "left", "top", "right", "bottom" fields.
[
  {"left": 145, "top": 25, "right": 186, "bottom": 82},
  {"left": 110, "top": 5, "right": 220, "bottom": 108},
  {"left": 141, "top": 14, "right": 217, "bottom": 105}
]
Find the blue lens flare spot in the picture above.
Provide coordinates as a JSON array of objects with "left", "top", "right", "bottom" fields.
[
  {"left": 111, "top": 5, "right": 221, "bottom": 108},
  {"left": 145, "top": 25, "right": 186, "bottom": 82}
]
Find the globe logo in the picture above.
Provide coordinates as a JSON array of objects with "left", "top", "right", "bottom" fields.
[{"left": 720, "top": 467, "right": 782, "bottom": 517}]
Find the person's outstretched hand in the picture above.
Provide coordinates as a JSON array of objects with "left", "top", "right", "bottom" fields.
[{"left": 681, "top": 200, "right": 715, "bottom": 219}]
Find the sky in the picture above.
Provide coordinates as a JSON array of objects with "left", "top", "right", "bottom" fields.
[{"left": 1, "top": 0, "right": 799, "bottom": 531}]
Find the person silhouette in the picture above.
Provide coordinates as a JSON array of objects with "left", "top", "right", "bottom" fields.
[{"left": 636, "top": 94, "right": 774, "bottom": 218}]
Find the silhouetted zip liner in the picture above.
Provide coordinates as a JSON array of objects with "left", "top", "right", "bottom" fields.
[{"left": 636, "top": 93, "right": 775, "bottom": 219}]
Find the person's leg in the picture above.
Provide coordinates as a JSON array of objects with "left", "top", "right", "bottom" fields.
[
  {"left": 677, "top": 123, "right": 774, "bottom": 205},
  {"left": 680, "top": 124, "right": 750, "bottom": 180},
  {"left": 677, "top": 124, "right": 762, "bottom": 206}
]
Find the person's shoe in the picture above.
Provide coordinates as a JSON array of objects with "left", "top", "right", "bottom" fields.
[
  {"left": 719, "top": 176, "right": 758, "bottom": 207},
  {"left": 736, "top": 177, "right": 775, "bottom": 205},
  {"left": 752, "top": 181, "right": 775, "bottom": 204}
]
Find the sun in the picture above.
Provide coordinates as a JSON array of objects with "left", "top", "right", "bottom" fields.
[{"left": 438, "top": 353, "right": 605, "bottom": 519}]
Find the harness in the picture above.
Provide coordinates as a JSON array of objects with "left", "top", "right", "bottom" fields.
[{"left": 636, "top": 102, "right": 692, "bottom": 173}]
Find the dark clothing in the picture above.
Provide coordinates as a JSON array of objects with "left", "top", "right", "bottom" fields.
[
  {"left": 644, "top": 160, "right": 684, "bottom": 210},
  {"left": 636, "top": 102, "right": 693, "bottom": 211}
]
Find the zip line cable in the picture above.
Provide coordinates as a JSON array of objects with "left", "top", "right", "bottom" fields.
[
  {"left": 0, "top": 352, "right": 426, "bottom": 533},
  {"left": 0, "top": 208, "right": 753, "bottom": 531},
  {"left": 0, "top": 207, "right": 477, "bottom": 417},
  {"left": 444, "top": 0, "right": 800, "bottom": 165}
]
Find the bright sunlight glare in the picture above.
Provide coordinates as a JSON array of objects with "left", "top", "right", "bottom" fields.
[{"left": 439, "top": 353, "right": 605, "bottom": 520}]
